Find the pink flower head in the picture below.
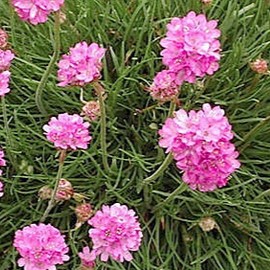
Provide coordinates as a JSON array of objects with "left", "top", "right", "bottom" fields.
[
  {"left": 250, "top": 59, "right": 268, "bottom": 74},
  {"left": 13, "top": 223, "right": 69, "bottom": 270},
  {"left": 148, "top": 70, "right": 180, "bottom": 102},
  {"left": 88, "top": 203, "right": 143, "bottom": 262},
  {"left": 56, "top": 178, "right": 74, "bottom": 201},
  {"left": 43, "top": 113, "right": 91, "bottom": 150},
  {"left": 78, "top": 247, "right": 95, "bottom": 270},
  {"left": 160, "top": 11, "right": 221, "bottom": 85},
  {"left": 0, "top": 71, "right": 11, "bottom": 96},
  {"left": 159, "top": 103, "right": 240, "bottom": 192},
  {"left": 0, "top": 181, "right": 4, "bottom": 197},
  {"left": 0, "top": 149, "right": 6, "bottom": 176},
  {"left": 57, "top": 42, "right": 106, "bottom": 87},
  {"left": 0, "top": 49, "right": 15, "bottom": 72},
  {"left": 12, "top": 0, "right": 64, "bottom": 25},
  {"left": 0, "top": 29, "right": 8, "bottom": 49}
]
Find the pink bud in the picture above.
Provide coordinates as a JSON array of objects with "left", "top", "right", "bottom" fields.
[
  {"left": 75, "top": 203, "right": 94, "bottom": 224},
  {"left": 250, "top": 59, "right": 268, "bottom": 74},
  {"left": 81, "top": 101, "right": 100, "bottom": 122},
  {"left": 56, "top": 179, "right": 74, "bottom": 201}
]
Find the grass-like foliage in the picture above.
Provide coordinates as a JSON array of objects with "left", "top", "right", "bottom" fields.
[{"left": 1, "top": 0, "right": 270, "bottom": 269}]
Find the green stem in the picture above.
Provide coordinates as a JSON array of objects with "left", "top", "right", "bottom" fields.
[
  {"left": 40, "top": 150, "right": 66, "bottom": 223},
  {"left": 142, "top": 101, "right": 176, "bottom": 186},
  {"left": 240, "top": 115, "right": 270, "bottom": 152},
  {"left": 93, "top": 82, "right": 110, "bottom": 173},
  {"left": 35, "top": 11, "right": 61, "bottom": 115}
]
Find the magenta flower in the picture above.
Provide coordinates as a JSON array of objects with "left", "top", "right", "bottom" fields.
[
  {"left": 160, "top": 11, "right": 221, "bottom": 85},
  {"left": 43, "top": 113, "right": 91, "bottom": 150},
  {"left": 88, "top": 203, "right": 143, "bottom": 262},
  {"left": 159, "top": 103, "right": 240, "bottom": 192},
  {"left": 13, "top": 223, "right": 69, "bottom": 270},
  {"left": 148, "top": 70, "right": 180, "bottom": 102},
  {"left": 12, "top": 0, "right": 64, "bottom": 25},
  {"left": 78, "top": 247, "right": 95, "bottom": 270},
  {"left": 0, "top": 149, "right": 6, "bottom": 176},
  {"left": 57, "top": 42, "right": 106, "bottom": 87},
  {"left": 0, "top": 49, "right": 15, "bottom": 72},
  {"left": 0, "top": 71, "right": 11, "bottom": 96},
  {"left": 0, "top": 181, "right": 4, "bottom": 197}
]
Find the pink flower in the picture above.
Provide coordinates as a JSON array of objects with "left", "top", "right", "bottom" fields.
[
  {"left": 0, "top": 181, "right": 4, "bottom": 197},
  {"left": 88, "top": 203, "right": 143, "bottom": 262},
  {"left": 0, "top": 29, "right": 8, "bottom": 49},
  {"left": 0, "top": 49, "right": 15, "bottom": 72},
  {"left": 12, "top": 0, "right": 64, "bottom": 25},
  {"left": 160, "top": 11, "right": 221, "bottom": 85},
  {"left": 159, "top": 103, "right": 240, "bottom": 192},
  {"left": 148, "top": 70, "right": 180, "bottom": 102},
  {"left": 0, "top": 149, "right": 6, "bottom": 176},
  {"left": 13, "top": 223, "right": 69, "bottom": 270},
  {"left": 78, "top": 247, "right": 95, "bottom": 270},
  {"left": 57, "top": 42, "right": 106, "bottom": 87},
  {"left": 0, "top": 71, "right": 11, "bottom": 96},
  {"left": 43, "top": 113, "right": 91, "bottom": 150}
]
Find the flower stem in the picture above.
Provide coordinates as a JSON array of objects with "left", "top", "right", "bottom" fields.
[
  {"left": 93, "top": 82, "right": 110, "bottom": 173},
  {"left": 40, "top": 150, "right": 66, "bottom": 223},
  {"left": 35, "top": 11, "right": 61, "bottom": 115}
]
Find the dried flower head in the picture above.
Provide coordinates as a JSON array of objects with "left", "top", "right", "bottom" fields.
[
  {"left": 160, "top": 11, "right": 221, "bottom": 85},
  {"left": 148, "top": 70, "right": 180, "bottom": 102},
  {"left": 78, "top": 246, "right": 95, "bottom": 270},
  {"left": 75, "top": 203, "right": 94, "bottom": 227},
  {"left": 88, "top": 203, "right": 143, "bottom": 262},
  {"left": 12, "top": 0, "right": 65, "bottom": 25},
  {"left": 159, "top": 103, "right": 240, "bottom": 192},
  {"left": 199, "top": 217, "right": 217, "bottom": 232},
  {"left": 81, "top": 100, "right": 100, "bottom": 122},
  {"left": 43, "top": 113, "right": 91, "bottom": 150},
  {"left": 13, "top": 223, "right": 69, "bottom": 270},
  {"left": 0, "top": 29, "right": 8, "bottom": 49},
  {"left": 0, "top": 70, "right": 11, "bottom": 97},
  {"left": 38, "top": 186, "right": 52, "bottom": 200},
  {"left": 56, "top": 178, "right": 74, "bottom": 201},
  {"left": 57, "top": 42, "right": 106, "bottom": 87},
  {"left": 250, "top": 59, "right": 268, "bottom": 74}
]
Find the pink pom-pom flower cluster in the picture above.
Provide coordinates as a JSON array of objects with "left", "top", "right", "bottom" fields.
[
  {"left": 13, "top": 223, "right": 69, "bottom": 270},
  {"left": 78, "top": 247, "right": 95, "bottom": 270},
  {"left": 88, "top": 203, "right": 143, "bottom": 262},
  {"left": 57, "top": 42, "right": 106, "bottom": 87},
  {"left": 159, "top": 103, "right": 240, "bottom": 192},
  {"left": 160, "top": 11, "right": 221, "bottom": 85},
  {"left": 43, "top": 113, "right": 91, "bottom": 150},
  {"left": 148, "top": 70, "right": 179, "bottom": 102},
  {"left": 12, "top": 0, "right": 64, "bottom": 25},
  {"left": 0, "top": 49, "right": 15, "bottom": 72}
]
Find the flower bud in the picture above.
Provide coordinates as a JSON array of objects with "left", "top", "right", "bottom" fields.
[
  {"left": 81, "top": 101, "right": 100, "bottom": 122},
  {"left": 250, "top": 59, "right": 269, "bottom": 74},
  {"left": 56, "top": 178, "right": 74, "bottom": 201},
  {"left": 199, "top": 217, "right": 217, "bottom": 232},
  {"left": 75, "top": 203, "right": 94, "bottom": 226},
  {"left": 38, "top": 186, "right": 52, "bottom": 200},
  {"left": 0, "top": 29, "right": 8, "bottom": 49}
]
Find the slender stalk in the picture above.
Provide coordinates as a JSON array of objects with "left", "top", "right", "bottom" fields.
[
  {"left": 93, "top": 82, "right": 110, "bottom": 173},
  {"left": 35, "top": 11, "right": 61, "bottom": 115},
  {"left": 142, "top": 101, "right": 176, "bottom": 185},
  {"left": 40, "top": 150, "right": 66, "bottom": 223}
]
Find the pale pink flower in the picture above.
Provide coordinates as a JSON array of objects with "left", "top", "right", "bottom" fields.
[
  {"left": 57, "top": 42, "right": 106, "bottom": 87},
  {"left": 250, "top": 59, "right": 268, "bottom": 74},
  {"left": 78, "top": 247, "right": 95, "bottom": 270},
  {"left": 0, "top": 181, "right": 4, "bottom": 197},
  {"left": 56, "top": 178, "right": 74, "bottom": 201},
  {"left": 12, "top": 0, "right": 64, "bottom": 25},
  {"left": 0, "top": 149, "right": 6, "bottom": 177},
  {"left": 148, "top": 70, "right": 180, "bottom": 102},
  {"left": 43, "top": 113, "right": 91, "bottom": 150},
  {"left": 160, "top": 11, "right": 221, "bottom": 85},
  {"left": 0, "top": 29, "right": 8, "bottom": 49},
  {"left": 0, "top": 49, "right": 15, "bottom": 72},
  {"left": 159, "top": 104, "right": 240, "bottom": 192},
  {"left": 0, "top": 71, "right": 11, "bottom": 96},
  {"left": 88, "top": 203, "right": 143, "bottom": 262},
  {"left": 81, "top": 100, "right": 100, "bottom": 122},
  {"left": 13, "top": 223, "right": 69, "bottom": 270}
]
